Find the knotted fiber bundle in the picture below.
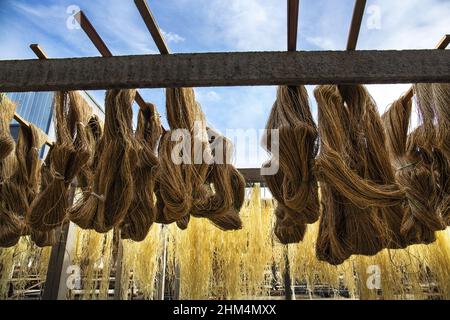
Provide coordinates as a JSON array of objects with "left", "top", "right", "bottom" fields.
[
  {"left": 191, "top": 132, "right": 244, "bottom": 231},
  {"left": 76, "top": 115, "right": 103, "bottom": 190},
  {"left": 0, "top": 94, "right": 17, "bottom": 178},
  {"left": 314, "top": 85, "right": 405, "bottom": 265},
  {"left": 157, "top": 88, "right": 211, "bottom": 226},
  {"left": 28, "top": 92, "right": 92, "bottom": 231},
  {"left": 432, "top": 84, "right": 450, "bottom": 224},
  {"left": 416, "top": 83, "right": 450, "bottom": 225},
  {"left": 121, "top": 103, "right": 162, "bottom": 241},
  {"left": 338, "top": 85, "right": 407, "bottom": 250},
  {"left": 70, "top": 89, "right": 137, "bottom": 233},
  {"left": 263, "top": 85, "right": 319, "bottom": 244},
  {"left": 383, "top": 96, "right": 444, "bottom": 244},
  {"left": 68, "top": 115, "right": 104, "bottom": 228},
  {"left": 0, "top": 95, "right": 20, "bottom": 247},
  {"left": 30, "top": 146, "right": 56, "bottom": 247},
  {"left": 0, "top": 123, "right": 55, "bottom": 247}
]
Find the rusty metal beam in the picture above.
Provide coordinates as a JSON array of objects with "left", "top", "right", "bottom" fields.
[
  {"left": 287, "top": 0, "right": 300, "bottom": 51},
  {"left": 74, "top": 10, "right": 148, "bottom": 111},
  {"left": 346, "top": 0, "right": 367, "bottom": 50},
  {"left": 134, "top": 0, "right": 170, "bottom": 55}
]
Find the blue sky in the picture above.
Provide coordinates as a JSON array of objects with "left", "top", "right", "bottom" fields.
[{"left": 1, "top": 0, "right": 449, "bottom": 167}]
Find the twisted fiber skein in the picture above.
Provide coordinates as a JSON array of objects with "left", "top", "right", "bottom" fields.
[
  {"left": 415, "top": 83, "right": 450, "bottom": 226},
  {"left": 0, "top": 95, "right": 20, "bottom": 247},
  {"left": 314, "top": 85, "right": 405, "bottom": 265},
  {"left": 76, "top": 115, "right": 103, "bottom": 190},
  {"left": 28, "top": 92, "right": 91, "bottom": 231},
  {"left": 190, "top": 133, "right": 244, "bottom": 230},
  {"left": 72, "top": 89, "right": 138, "bottom": 233},
  {"left": 382, "top": 97, "right": 444, "bottom": 245},
  {"left": 121, "top": 103, "right": 162, "bottom": 241},
  {"left": 68, "top": 115, "right": 104, "bottom": 229},
  {"left": 413, "top": 84, "right": 447, "bottom": 231},
  {"left": 30, "top": 145, "right": 56, "bottom": 247},
  {"left": 0, "top": 94, "right": 17, "bottom": 178},
  {"left": 263, "top": 85, "right": 319, "bottom": 244},
  {"left": 157, "top": 88, "right": 211, "bottom": 225},
  {"left": 339, "top": 85, "right": 407, "bottom": 250},
  {"left": 431, "top": 83, "right": 450, "bottom": 224},
  {"left": 0, "top": 124, "right": 52, "bottom": 247}
]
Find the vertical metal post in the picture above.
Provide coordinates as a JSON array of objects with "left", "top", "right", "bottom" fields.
[
  {"left": 42, "top": 183, "right": 77, "bottom": 300},
  {"left": 114, "top": 234, "right": 124, "bottom": 300},
  {"left": 283, "top": 246, "right": 293, "bottom": 300},
  {"left": 156, "top": 225, "right": 167, "bottom": 300}
]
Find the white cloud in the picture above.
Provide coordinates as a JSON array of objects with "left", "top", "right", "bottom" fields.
[
  {"left": 306, "top": 36, "right": 337, "bottom": 50},
  {"left": 161, "top": 29, "right": 185, "bottom": 43},
  {"left": 200, "top": 0, "right": 285, "bottom": 51},
  {"left": 195, "top": 89, "right": 221, "bottom": 103}
]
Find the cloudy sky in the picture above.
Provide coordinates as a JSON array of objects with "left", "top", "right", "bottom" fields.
[{"left": 1, "top": 0, "right": 449, "bottom": 167}]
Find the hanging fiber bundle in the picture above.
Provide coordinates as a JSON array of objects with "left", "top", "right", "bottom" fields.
[
  {"left": 1, "top": 123, "right": 47, "bottom": 247},
  {"left": 30, "top": 146, "right": 56, "bottom": 247},
  {"left": 0, "top": 94, "right": 17, "bottom": 179},
  {"left": 76, "top": 115, "right": 103, "bottom": 190},
  {"left": 415, "top": 83, "right": 450, "bottom": 225},
  {"left": 383, "top": 96, "right": 445, "bottom": 244},
  {"left": 70, "top": 89, "right": 137, "bottom": 233},
  {"left": 28, "top": 92, "right": 91, "bottom": 231},
  {"left": 157, "top": 88, "right": 211, "bottom": 225},
  {"left": 263, "top": 85, "right": 319, "bottom": 244},
  {"left": 338, "top": 85, "right": 407, "bottom": 250},
  {"left": 431, "top": 83, "right": 450, "bottom": 224},
  {"left": 121, "top": 103, "right": 162, "bottom": 241},
  {"left": 191, "top": 132, "right": 244, "bottom": 230},
  {"left": 68, "top": 115, "right": 104, "bottom": 229},
  {"left": 314, "top": 85, "right": 406, "bottom": 265}
]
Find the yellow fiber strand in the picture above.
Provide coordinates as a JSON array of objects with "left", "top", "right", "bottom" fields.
[
  {"left": 0, "top": 237, "right": 51, "bottom": 299},
  {"left": 170, "top": 185, "right": 278, "bottom": 300},
  {"left": 120, "top": 225, "right": 162, "bottom": 300},
  {"left": 175, "top": 218, "right": 213, "bottom": 299},
  {"left": 71, "top": 227, "right": 113, "bottom": 300},
  {"left": 0, "top": 247, "right": 15, "bottom": 299}
]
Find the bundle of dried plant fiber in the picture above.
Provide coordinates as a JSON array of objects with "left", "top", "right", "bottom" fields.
[
  {"left": 70, "top": 227, "right": 113, "bottom": 300},
  {"left": 314, "top": 85, "right": 406, "bottom": 265},
  {"left": 191, "top": 132, "right": 244, "bottom": 231},
  {"left": 168, "top": 186, "right": 277, "bottom": 299},
  {"left": 169, "top": 217, "right": 214, "bottom": 299},
  {"left": 121, "top": 103, "right": 161, "bottom": 241},
  {"left": 157, "top": 88, "right": 211, "bottom": 225},
  {"left": 28, "top": 92, "right": 91, "bottom": 231},
  {"left": 76, "top": 115, "right": 103, "bottom": 190},
  {"left": 0, "top": 237, "right": 52, "bottom": 299},
  {"left": 383, "top": 95, "right": 445, "bottom": 244},
  {"left": 416, "top": 83, "right": 450, "bottom": 225},
  {"left": 0, "top": 94, "right": 20, "bottom": 247},
  {"left": 263, "top": 85, "right": 319, "bottom": 244},
  {"left": 30, "top": 146, "right": 56, "bottom": 247},
  {"left": 70, "top": 89, "right": 137, "bottom": 233},
  {"left": 68, "top": 115, "right": 104, "bottom": 228},
  {"left": 0, "top": 123, "right": 55, "bottom": 247},
  {"left": 0, "top": 94, "right": 17, "bottom": 182},
  {"left": 119, "top": 225, "right": 162, "bottom": 299}
]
